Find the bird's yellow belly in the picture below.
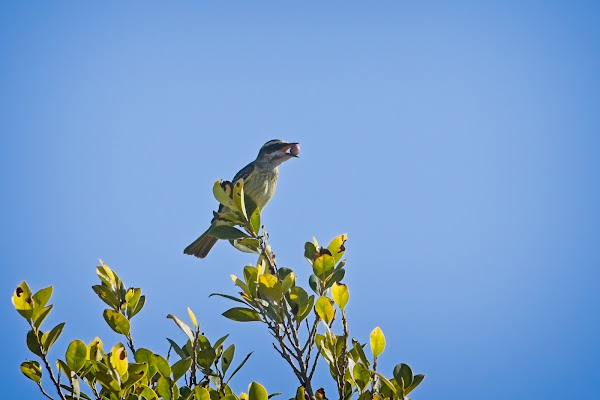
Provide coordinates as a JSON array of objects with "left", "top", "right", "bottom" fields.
[{"left": 245, "top": 170, "right": 278, "bottom": 210}]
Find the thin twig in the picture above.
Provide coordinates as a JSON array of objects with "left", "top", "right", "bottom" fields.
[{"left": 36, "top": 383, "right": 54, "bottom": 400}]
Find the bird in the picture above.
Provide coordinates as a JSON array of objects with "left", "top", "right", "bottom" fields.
[{"left": 184, "top": 139, "right": 300, "bottom": 258}]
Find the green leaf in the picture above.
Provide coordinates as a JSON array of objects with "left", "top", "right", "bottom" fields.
[
  {"left": 370, "top": 327, "right": 386, "bottom": 358},
  {"left": 371, "top": 371, "right": 397, "bottom": 396},
  {"left": 167, "top": 338, "right": 187, "bottom": 359},
  {"left": 315, "top": 297, "right": 334, "bottom": 324},
  {"left": 210, "top": 293, "right": 249, "bottom": 305},
  {"left": 130, "top": 295, "right": 145, "bottom": 318},
  {"left": 221, "top": 344, "right": 235, "bottom": 375},
  {"left": 281, "top": 272, "right": 295, "bottom": 294},
  {"left": 308, "top": 274, "right": 321, "bottom": 295},
  {"left": 140, "top": 385, "right": 159, "bottom": 400},
  {"left": 66, "top": 340, "right": 87, "bottom": 373},
  {"left": 324, "top": 269, "right": 345, "bottom": 289},
  {"left": 327, "top": 234, "right": 347, "bottom": 263},
  {"left": 26, "top": 329, "right": 43, "bottom": 357},
  {"left": 195, "top": 387, "right": 210, "bottom": 400},
  {"left": 95, "top": 370, "right": 120, "bottom": 392},
  {"left": 406, "top": 374, "right": 425, "bottom": 394},
  {"left": 12, "top": 281, "right": 34, "bottom": 320},
  {"left": 20, "top": 361, "right": 42, "bottom": 383},
  {"left": 353, "top": 363, "right": 371, "bottom": 392},
  {"left": 295, "top": 387, "right": 305, "bottom": 400},
  {"left": 213, "top": 334, "right": 230, "bottom": 350},
  {"left": 232, "top": 178, "right": 248, "bottom": 219},
  {"left": 32, "top": 286, "right": 53, "bottom": 311},
  {"left": 289, "top": 286, "right": 308, "bottom": 316},
  {"left": 122, "top": 363, "right": 148, "bottom": 390},
  {"left": 296, "top": 295, "right": 315, "bottom": 323},
  {"left": 331, "top": 282, "right": 349, "bottom": 310},
  {"left": 153, "top": 354, "right": 171, "bottom": 377},
  {"left": 197, "top": 346, "right": 216, "bottom": 370},
  {"left": 304, "top": 242, "right": 318, "bottom": 263},
  {"left": 42, "top": 322, "right": 66, "bottom": 351},
  {"left": 33, "top": 305, "right": 53, "bottom": 329},
  {"left": 92, "top": 285, "right": 120, "bottom": 310},
  {"left": 167, "top": 314, "right": 195, "bottom": 343},
  {"left": 125, "top": 288, "right": 142, "bottom": 318},
  {"left": 156, "top": 376, "right": 171, "bottom": 400},
  {"left": 248, "top": 382, "right": 268, "bottom": 400},
  {"left": 393, "top": 363, "right": 413, "bottom": 389},
  {"left": 222, "top": 307, "right": 261, "bottom": 322},
  {"left": 207, "top": 225, "right": 250, "bottom": 240},
  {"left": 109, "top": 343, "right": 128, "bottom": 377},
  {"left": 103, "top": 310, "right": 130, "bottom": 335},
  {"left": 87, "top": 337, "right": 103, "bottom": 361},
  {"left": 231, "top": 238, "right": 261, "bottom": 254},
  {"left": 213, "top": 179, "right": 238, "bottom": 210},
  {"left": 250, "top": 207, "right": 261, "bottom": 235},
  {"left": 227, "top": 351, "right": 252, "bottom": 383},
  {"left": 258, "top": 274, "right": 283, "bottom": 302},
  {"left": 171, "top": 357, "right": 192, "bottom": 381},
  {"left": 96, "top": 262, "right": 116, "bottom": 289},
  {"left": 313, "top": 254, "right": 335, "bottom": 280},
  {"left": 352, "top": 340, "right": 370, "bottom": 367}
]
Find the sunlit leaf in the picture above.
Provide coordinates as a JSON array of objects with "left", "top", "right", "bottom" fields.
[
  {"left": 213, "top": 180, "right": 238, "bottom": 210},
  {"left": 327, "top": 234, "right": 347, "bottom": 263},
  {"left": 370, "top": 327, "right": 386, "bottom": 358},
  {"left": 331, "top": 282, "right": 349, "bottom": 310},
  {"left": 103, "top": 310, "right": 130, "bottom": 335},
  {"left": 195, "top": 387, "right": 210, "bottom": 400},
  {"left": 248, "top": 382, "right": 268, "bottom": 400},
  {"left": 313, "top": 254, "right": 335, "bottom": 279},
  {"left": 315, "top": 297, "right": 334, "bottom": 324},
  {"left": 353, "top": 363, "right": 371, "bottom": 392},
  {"left": 92, "top": 285, "right": 119, "bottom": 310},
  {"left": 109, "top": 343, "right": 128, "bottom": 377},
  {"left": 66, "top": 340, "right": 87, "bottom": 373},
  {"left": 258, "top": 274, "right": 283, "bottom": 302},
  {"left": 12, "top": 281, "right": 34, "bottom": 320}
]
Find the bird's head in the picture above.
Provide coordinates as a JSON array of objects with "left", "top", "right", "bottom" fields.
[{"left": 256, "top": 139, "right": 300, "bottom": 167}]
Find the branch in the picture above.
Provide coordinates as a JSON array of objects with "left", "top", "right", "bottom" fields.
[{"left": 36, "top": 383, "right": 54, "bottom": 400}]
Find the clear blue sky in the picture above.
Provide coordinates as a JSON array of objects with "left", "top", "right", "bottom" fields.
[{"left": 2, "top": 1, "right": 599, "bottom": 399}]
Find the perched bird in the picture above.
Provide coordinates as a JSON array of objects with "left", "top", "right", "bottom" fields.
[{"left": 184, "top": 139, "right": 300, "bottom": 258}]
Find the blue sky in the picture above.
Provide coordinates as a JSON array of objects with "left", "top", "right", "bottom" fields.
[{"left": 1, "top": 1, "right": 599, "bottom": 399}]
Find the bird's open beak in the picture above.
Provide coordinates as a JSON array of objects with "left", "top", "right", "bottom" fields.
[{"left": 281, "top": 142, "right": 299, "bottom": 157}]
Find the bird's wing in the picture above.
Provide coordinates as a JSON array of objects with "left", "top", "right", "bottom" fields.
[{"left": 232, "top": 161, "right": 256, "bottom": 182}]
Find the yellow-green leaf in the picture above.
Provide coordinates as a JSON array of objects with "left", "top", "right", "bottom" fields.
[
  {"left": 213, "top": 179, "right": 238, "bottom": 210},
  {"left": 281, "top": 272, "right": 295, "bottom": 293},
  {"left": 370, "top": 327, "right": 386, "bottom": 358},
  {"left": 109, "top": 343, "right": 128, "bottom": 377},
  {"left": 12, "top": 281, "right": 34, "bottom": 320},
  {"left": 327, "top": 234, "right": 348, "bottom": 263},
  {"left": 248, "top": 382, "right": 268, "bottom": 400},
  {"left": 20, "top": 361, "right": 42, "bottom": 383},
  {"left": 233, "top": 178, "right": 248, "bottom": 219},
  {"left": 195, "top": 387, "right": 210, "bottom": 400},
  {"left": 331, "top": 282, "right": 349, "bottom": 310},
  {"left": 315, "top": 297, "right": 334, "bottom": 324},
  {"left": 258, "top": 274, "right": 283, "bottom": 302},
  {"left": 65, "top": 340, "right": 87, "bottom": 373},
  {"left": 187, "top": 307, "right": 198, "bottom": 329},
  {"left": 313, "top": 254, "right": 335, "bottom": 279},
  {"left": 103, "top": 309, "right": 130, "bottom": 335},
  {"left": 87, "top": 337, "right": 103, "bottom": 361}
]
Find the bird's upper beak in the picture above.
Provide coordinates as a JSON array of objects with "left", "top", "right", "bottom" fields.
[{"left": 280, "top": 142, "right": 299, "bottom": 157}]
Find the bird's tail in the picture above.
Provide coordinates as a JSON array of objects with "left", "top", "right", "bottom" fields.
[{"left": 184, "top": 229, "right": 218, "bottom": 258}]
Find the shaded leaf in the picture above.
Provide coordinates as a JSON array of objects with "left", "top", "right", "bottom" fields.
[
  {"left": 42, "top": 322, "right": 66, "bottom": 351},
  {"left": 406, "top": 374, "right": 425, "bottom": 394},
  {"left": 33, "top": 305, "right": 53, "bottom": 329},
  {"left": 20, "top": 361, "right": 42, "bottom": 383},
  {"left": 222, "top": 307, "right": 261, "bottom": 322},
  {"left": 207, "top": 225, "right": 250, "bottom": 240},
  {"left": 221, "top": 344, "right": 235, "bottom": 375},
  {"left": 171, "top": 357, "right": 192, "bottom": 382},
  {"left": 26, "top": 329, "right": 43, "bottom": 357},
  {"left": 227, "top": 352, "right": 253, "bottom": 383},
  {"left": 353, "top": 363, "right": 371, "bottom": 392},
  {"left": 92, "top": 285, "right": 119, "bottom": 310}
]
